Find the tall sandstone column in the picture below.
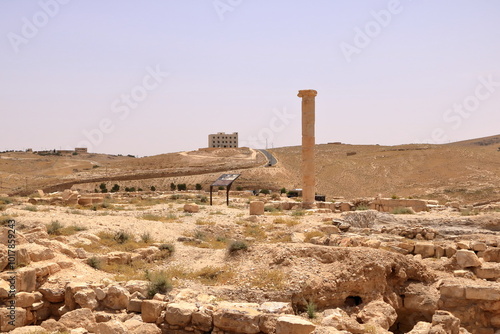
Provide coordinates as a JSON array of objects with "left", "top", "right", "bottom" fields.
[{"left": 297, "top": 89, "right": 317, "bottom": 209}]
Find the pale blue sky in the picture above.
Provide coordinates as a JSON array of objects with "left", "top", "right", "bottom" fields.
[{"left": 1, "top": 0, "right": 499, "bottom": 156}]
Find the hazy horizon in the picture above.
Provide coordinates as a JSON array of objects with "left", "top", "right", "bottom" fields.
[{"left": 1, "top": 1, "right": 499, "bottom": 156}]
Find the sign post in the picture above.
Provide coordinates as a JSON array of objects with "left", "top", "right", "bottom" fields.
[{"left": 210, "top": 174, "right": 240, "bottom": 206}]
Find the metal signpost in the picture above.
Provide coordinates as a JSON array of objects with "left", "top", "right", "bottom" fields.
[{"left": 210, "top": 174, "right": 240, "bottom": 206}]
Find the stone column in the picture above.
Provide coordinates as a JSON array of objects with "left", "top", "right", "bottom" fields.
[{"left": 298, "top": 89, "right": 317, "bottom": 209}]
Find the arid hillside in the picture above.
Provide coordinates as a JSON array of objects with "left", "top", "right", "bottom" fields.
[
  {"left": 1, "top": 135, "right": 499, "bottom": 204},
  {"left": 269, "top": 135, "right": 500, "bottom": 203}
]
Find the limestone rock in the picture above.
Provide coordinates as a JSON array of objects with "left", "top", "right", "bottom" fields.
[
  {"left": 0, "top": 244, "right": 8, "bottom": 271},
  {"left": 430, "top": 310, "right": 460, "bottom": 334},
  {"left": 15, "top": 292, "right": 36, "bottom": 308},
  {"left": 183, "top": 203, "right": 199, "bottom": 213},
  {"left": 482, "top": 247, "right": 500, "bottom": 262},
  {"left": 192, "top": 306, "right": 213, "bottom": 332},
  {"left": 474, "top": 262, "right": 500, "bottom": 280},
  {"left": 41, "top": 319, "right": 69, "bottom": 333},
  {"left": 103, "top": 285, "right": 130, "bottom": 310},
  {"left": 455, "top": 250, "right": 481, "bottom": 268},
  {"left": 249, "top": 201, "right": 265, "bottom": 215},
  {"left": 357, "top": 300, "right": 397, "bottom": 330},
  {"left": 95, "top": 320, "right": 128, "bottom": 334},
  {"left": 9, "top": 326, "right": 47, "bottom": 334},
  {"left": 321, "top": 308, "right": 364, "bottom": 334},
  {"left": 16, "top": 267, "right": 36, "bottom": 292},
  {"left": 125, "top": 280, "right": 150, "bottom": 296},
  {"left": 141, "top": 300, "right": 166, "bottom": 323},
  {"left": 259, "top": 302, "right": 293, "bottom": 314},
  {"left": 165, "top": 302, "right": 197, "bottom": 326},
  {"left": 0, "top": 307, "right": 26, "bottom": 332},
  {"left": 74, "top": 288, "right": 98, "bottom": 310},
  {"left": 275, "top": 315, "right": 315, "bottom": 334},
  {"left": 59, "top": 308, "right": 97, "bottom": 332},
  {"left": 414, "top": 243, "right": 435, "bottom": 258},
  {"left": 213, "top": 305, "right": 261, "bottom": 333},
  {"left": 130, "top": 323, "right": 161, "bottom": 334},
  {"left": 39, "top": 285, "right": 65, "bottom": 303},
  {"left": 407, "top": 321, "right": 432, "bottom": 334}
]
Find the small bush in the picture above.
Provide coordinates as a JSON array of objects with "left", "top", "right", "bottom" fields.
[
  {"left": 0, "top": 205, "right": 6, "bottom": 212},
  {"left": 392, "top": 207, "right": 414, "bottom": 215},
  {"left": 391, "top": 194, "right": 399, "bottom": 199},
  {"left": 291, "top": 210, "right": 306, "bottom": 216},
  {"left": 87, "top": 256, "right": 102, "bottom": 270},
  {"left": 24, "top": 205, "right": 37, "bottom": 212},
  {"left": 218, "top": 186, "right": 224, "bottom": 190},
  {"left": 170, "top": 183, "right": 176, "bottom": 191},
  {"left": 177, "top": 184, "right": 187, "bottom": 191},
  {"left": 99, "top": 183, "right": 107, "bottom": 193},
  {"left": 111, "top": 184, "right": 120, "bottom": 193},
  {"left": 114, "top": 230, "right": 132, "bottom": 244},
  {"left": 0, "top": 197, "right": 12, "bottom": 205},
  {"left": 150, "top": 186, "right": 156, "bottom": 191},
  {"left": 306, "top": 301, "right": 317, "bottom": 319},
  {"left": 228, "top": 240, "right": 248, "bottom": 254},
  {"left": 280, "top": 188, "right": 287, "bottom": 194},
  {"left": 236, "top": 186, "right": 243, "bottom": 191},
  {"left": 195, "top": 183, "right": 202, "bottom": 190},
  {"left": 273, "top": 217, "right": 299, "bottom": 227},
  {"left": 141, "top": 232, "right": 153, "bottom": 243},
  {"left": 146, "top": 271, "right": 172, "bottom": 298},
  {"left": 260, "top": 189, "right": 270, "bottom": 195},
  {"left": 159, "top": 243, "right": 175, "bottom": 254},
  {"left": 47, "top": 220, "right": 63, "bottom": 235},
  {"left": 356, "top": 205, "right": 369, "bottom": 211}
]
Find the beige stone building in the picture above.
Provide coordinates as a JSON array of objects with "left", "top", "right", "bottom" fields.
[{"left": 208, "top": 132, "right": 238, "bottom": 148}]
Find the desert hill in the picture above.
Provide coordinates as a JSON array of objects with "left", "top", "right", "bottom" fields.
[{"left": 0, "top": 135, "right": 499, "bottom": 203}]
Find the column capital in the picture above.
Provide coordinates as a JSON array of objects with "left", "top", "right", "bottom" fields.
[{"left": 298, "top": 89, "right": 317, "bottom": 98}]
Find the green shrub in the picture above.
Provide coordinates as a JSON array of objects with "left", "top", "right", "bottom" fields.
[
  {"left": 111, "top": 184, "right": 120, "bottom": 193},
  {"left": 228, "top": 240, "right": 248, "bottom": 254},
  {"left": 99, "top": 183, "right": 107, "bottom": 193},
  {"left": 177, "top": 184, "right": 187, "bottom": 191},
  {"left": 146, "top": 271, "right": 172, "bottom": 298},
  {"left": 24, "top": 205, "right": 37, "bottom": 212},
  {"left": 141, "top": 232, "right": 153, "bottom": 243},
  {"left": 170, "top": 183, "right": 176, "bottom": 191},
  {"left": 87, "top": 256, "right": 102, "bottom": 270},
  {"left": 356, "top": 205, "right": 369, "bottom": 211},
  {"left": 195, "top": 183, "right": 202, "bottom": 190},
  {"left": 260, "top": 189, "right": 270, "bottom": 195},
  {"left": 150, "top": 186, "right": 156, "bottom": 191},
  {"left": 159, "top": 243, "right": 175, "bottom": 257},
  {"left": 392, "top": 207, "right": 414, "bottom": 214},
  {"left": 236, "top": 186, "right": 243, "bottom": 191},
  {"left": 114, "top": 230, "right": 131, "bottom": 244},
  {"left": 307, "top": 301, "right": 317, "bottom": 319},
  {"left": 280, "top": 188, "right": 287, "bottom": 194},
  {"left": 47, "top": 220, "right": 63, "bottom": 235}
]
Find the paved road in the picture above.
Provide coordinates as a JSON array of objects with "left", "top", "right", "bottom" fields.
[{"left": 258, "top": 149, "right": 277, "bottom": 166}]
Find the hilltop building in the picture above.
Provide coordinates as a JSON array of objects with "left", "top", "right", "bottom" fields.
[{"left": 208, "top": 132, "right": 238, "bottom": 148}]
